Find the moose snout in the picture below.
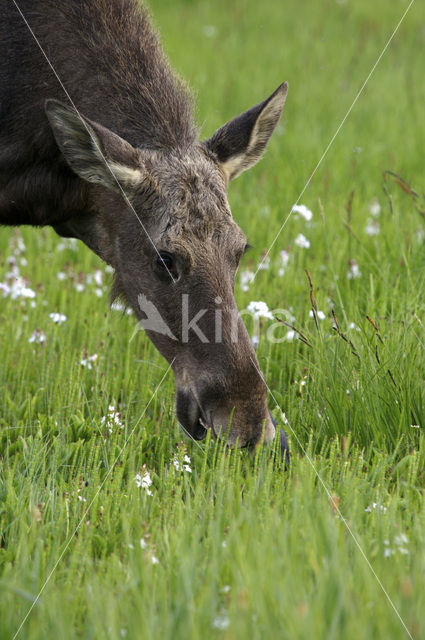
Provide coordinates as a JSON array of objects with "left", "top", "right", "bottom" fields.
[
  {"left": 207, "top": 405, "right": 275, "bottom": 447},
  {"left": 175, "top": 385, "right": 276, "bottom": 448}
]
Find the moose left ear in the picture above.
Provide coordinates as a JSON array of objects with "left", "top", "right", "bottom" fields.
[
  {"left": 205, "top": 82, "right": 288, "bottom": 182},
  {"left": 45, "top": 99, "right": 145, "bottom": 193}
]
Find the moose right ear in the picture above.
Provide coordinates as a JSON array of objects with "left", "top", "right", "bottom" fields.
[
  {"left": 45, "top": 100, "right": 145, "bottom": 193},
  {"left": 205, "top": 82, "right": 288, "bottom": 183}
]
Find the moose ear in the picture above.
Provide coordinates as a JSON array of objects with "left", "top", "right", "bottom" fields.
[
  {"left": 45, "top": 99, "right": 144, "bottom": 193},
  {"left": 205, "top": 82, "right": 288, "bottom": 182}
]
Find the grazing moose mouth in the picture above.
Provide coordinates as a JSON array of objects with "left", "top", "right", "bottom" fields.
[
  {"left": 175, "top": 387, "right": 281, "bottom": 449},
  {"left": 175, "top": 384, "right": 290, "bottom": 467}
]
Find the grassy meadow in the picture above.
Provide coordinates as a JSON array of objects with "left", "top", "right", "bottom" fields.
[{"left": 1, "top": 0, "right": 425, "bottom": 637}]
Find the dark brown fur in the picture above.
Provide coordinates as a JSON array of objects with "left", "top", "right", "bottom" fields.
[
  {"left": 0, "top": 0, "right": 289, "bottom": 449},
  {"left": 0, "top": 0, "right": 195, "bottom": 226}
]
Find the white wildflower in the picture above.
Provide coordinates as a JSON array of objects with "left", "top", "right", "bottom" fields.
[
  {"left": 80, "top": 353, "right": 98, "bottom": 369},
  {"left": 257, "top": 254, "right": 270, "bottom": 270},
  {"left": 240, "top": 269, "right": 254, "bottom": 292},
  {"left": 280, "top": 250, "right": 290, "bottom": 267},
  {"left": 365, "top": 219, "right": 380, "bottom": 236},
  {"left": 28, "top": 329, "right": 46, "bottom": 345},
  {"left": 111, "top": 300, "right": 124, "bottom": 311},
  {"left": 140, "top": 537, "right": 159, "bottom": 564},
  {"left": 369, "top": 199, "right": 381, "bottom": 217},
  {"left": 135, "top": 470, "right": 153, "bottom": 496},
  {"left": 292, "top": 204, "right": 313, "bottom": 221},
  {"left": 57, "top": 271, "right": 67, "bottom": 281},
  {"left": 49, "top": 312, "right": 67, "bottom": 325},
  {"left": 364, "top": 502, "right": 387, "bottom": 513},
  {"left": 74, "top": 283, "right": 85, "bottom": 293},
  {"left": 212, "top": 612, "right": 230, "bottom": 631},
  {"left": 93, "top": 270, "right": 103, "bottom": 287},
  {"left": 410, "top": 424, "right": 420, "bottom": 429},
  {"left": 309, "top": 309, "right": 325, "bottom": 320},
  {"left": 384, "top": 534, "right": 409, "bottom": 557},
  {"left": 111, "top": 300, "right": 133, "bottom": 314},
  {"left": 101, "top": 404, "right": 123, "bottom": 433},
  {"left": 9, "top": 278, "right": 36, "bottom": 299},
  {"left": 6, "top": 267, "right": 20, "bottom": 280},
  {"left": 171, "top": 453, "right": 192, "bottom": 473},
  {"left": 294, "top": 233, "right": 310, "bottom": 249},
  {"left": 383, "top": 540, "right": 394, "bottom": 557},
  {"left": 247, "top": 300, "right": 274, "bottom": 320},
  {"left": 13, "top": 236, "right": 26, "bottom": 254},
  {"left": 278, "top": 250, "right": 290, "bottom": 276},
  {"left": 348, "top": 322, "right": 360, "bottom": 331},
  {"left": 394, "top": 533, "right": 408, "bottom": 546},
  {"left": 347, "top": 260, "right": 362, "bottom": 279},
  {"left": 0, "top": 236, "right": 37, "bottom": 302},
  {"left": 0, "top": 283, "right": 10, "bottom": 297}
]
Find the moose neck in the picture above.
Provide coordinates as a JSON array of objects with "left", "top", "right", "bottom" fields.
[
  {"left": 0, "top": 0, "right": 199, "bottom": 229},
  {"left": 55, "top": 0, "right": 198, "bottom": 151},
  {"left": 7, "top": 0, "right": 197, "bottom": 153}
]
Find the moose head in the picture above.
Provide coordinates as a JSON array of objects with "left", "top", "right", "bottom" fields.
[{"left": 46, "top": 82, "right": 288, "bottom": 449}]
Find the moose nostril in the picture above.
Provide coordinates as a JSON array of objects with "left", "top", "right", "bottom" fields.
[
  {"left": 206, "top": 409, "right": 214, "bottom": 429},
  {"left": 176, "top": 389, "right": 208, "bottom": 441}
]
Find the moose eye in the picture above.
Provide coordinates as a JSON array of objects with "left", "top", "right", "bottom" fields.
[{"left": 155, "top": 252, "right": 179, "bottom": 281}]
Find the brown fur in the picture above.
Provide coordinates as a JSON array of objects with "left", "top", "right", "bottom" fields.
[{"left": 0, "top": 0, "right": 288, "bottom": 448}]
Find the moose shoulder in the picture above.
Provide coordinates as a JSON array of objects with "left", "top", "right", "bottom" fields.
[{"left": 0, "top": 0, "right": 289, "bottom": 456}]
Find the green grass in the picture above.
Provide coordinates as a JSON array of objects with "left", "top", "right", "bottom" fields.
[{"left": 1, "top": 0, "right": 425, "bottom": 637}]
